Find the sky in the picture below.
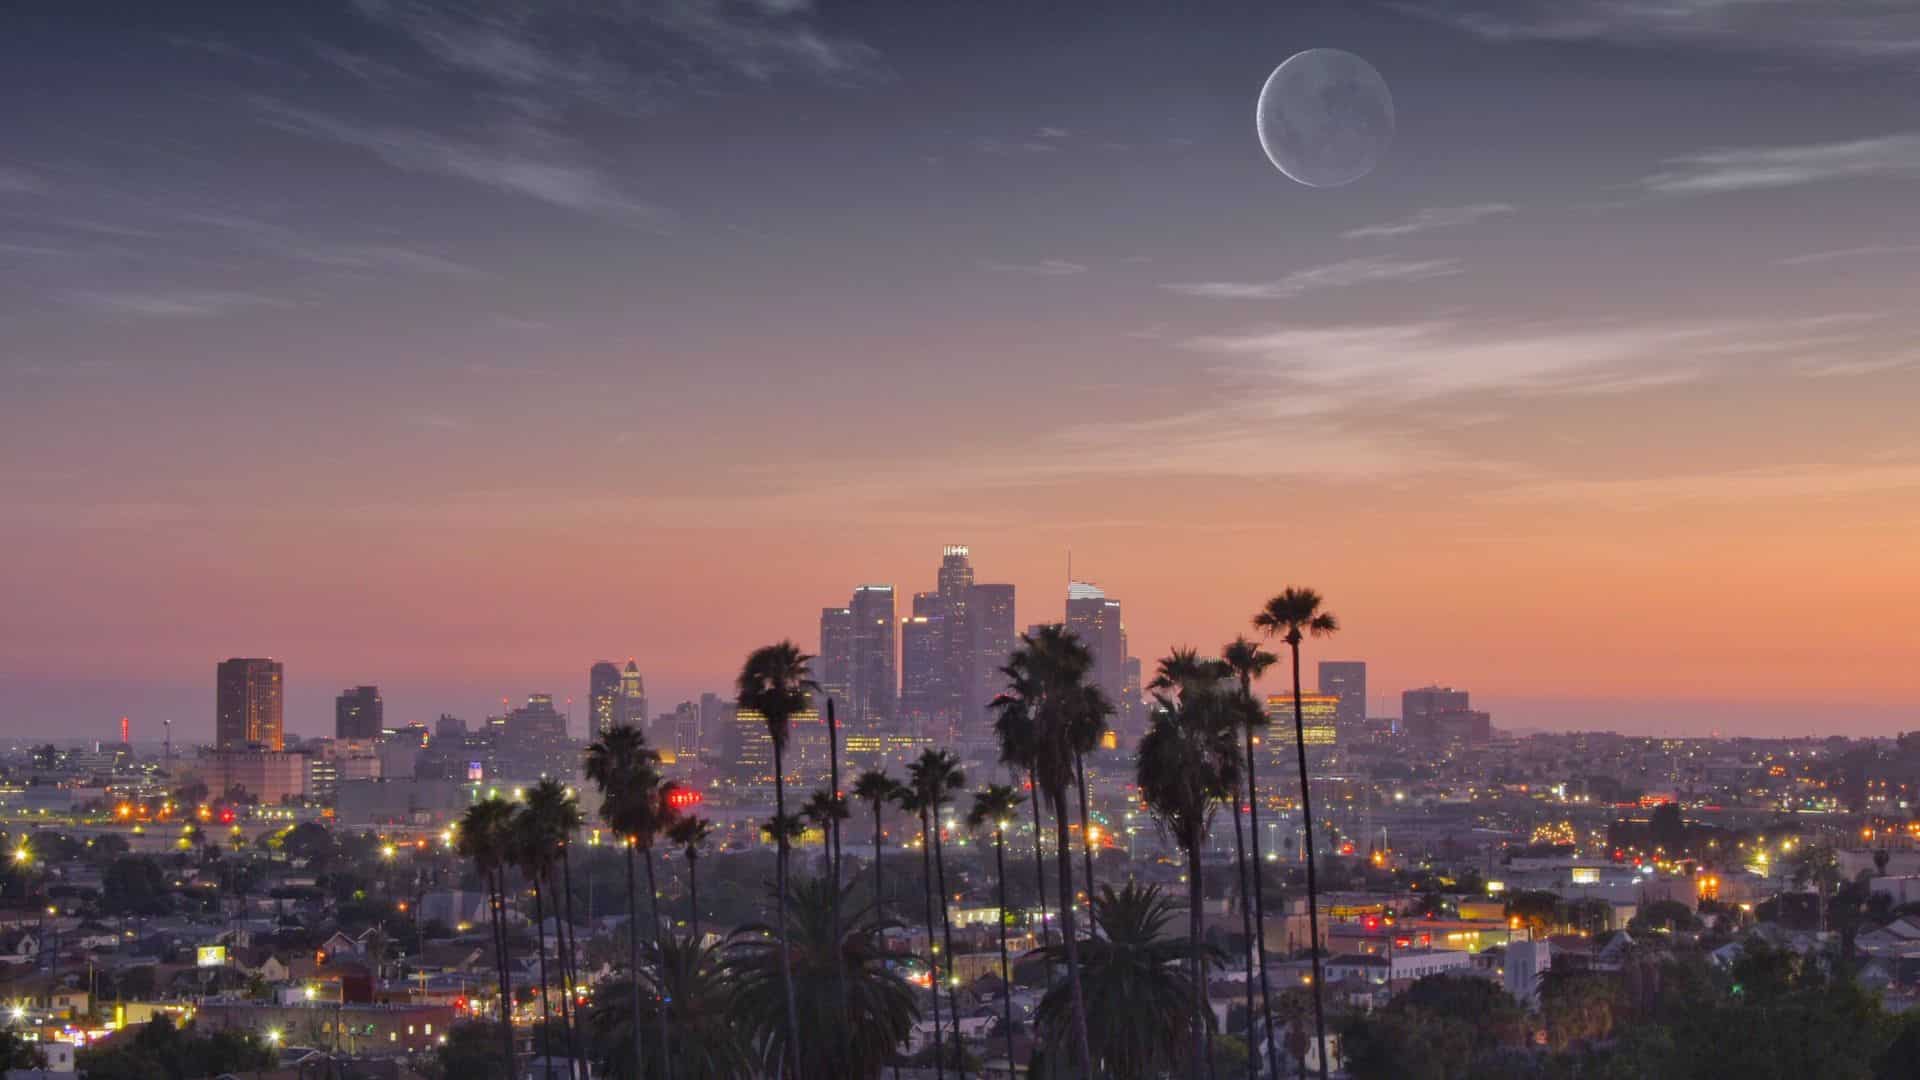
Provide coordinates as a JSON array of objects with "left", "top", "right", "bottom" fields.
[{"left": 4, "top": 0, "right": 1920, "bottom": 742}]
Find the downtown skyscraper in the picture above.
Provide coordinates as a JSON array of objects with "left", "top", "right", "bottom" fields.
[
  {"left": 1065, "top": 581, "right": 1137, "bottom": 734},
  {"left": 216, "top": 657, "right": 284, "bottom": 750},
  {"left": 589, "top": 659, "right": 648, "bottom": 735},
  {"left": 847, "top": 584, "right": 897, "bottom": 729},
  {"left": 1319, "top": 660, "right": 1368, "bottom": 725},
  {"left": 334, "top": 685, "right": 383, "bottom": 740},
  {"left": 899, "top": 546, "right": 1018, "bottom": 742}
]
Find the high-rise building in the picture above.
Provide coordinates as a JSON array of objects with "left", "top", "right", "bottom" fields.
[
  {"left": 1401, "top": 685, "right": 1491, "bottom": 748},
  {"left": 817, "top": 606, "right": 855, "bottom": 709},
  {"left": 334, "top": 685, "right": 383, "bottom": 741},
  {"left": 589, "top": 661, "right": 622, "bottom": 734},
  {"left": 936, "top": 547, "right": 975, "bottom": 729},
  {"left": 1319, "top": 661, "right": 1368, "bottom": 726},
  {"left": 1064, "top": 582, "right": 1128, "bottom": 723},
  {"left": 616, "top": 660, "right": 647, "bottom": 733},
  {"left": 672, "top": 700, "right": 702, "bottom": 761},
  {"left": 848, "top": 585, "right": 897, "bottom": 729},
  {"left": 1402, "top": 686, "right": 1470, "bottom": 736},
  {"left": 507, "top": 694, "right": 569, "bottom": 740},
  {"left": 900, "top": 612, "right": 941, "bottom": 736},
  {"left": 968, "top": 582, "right": 1017, "bottom": 724},
  {"left": 216, "top": 658, "right": 284, "bottom": 751}
]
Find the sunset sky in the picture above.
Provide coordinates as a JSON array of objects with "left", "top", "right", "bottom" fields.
[{"left": 5, "top": 0, "right": 1919, "bottom": 741}]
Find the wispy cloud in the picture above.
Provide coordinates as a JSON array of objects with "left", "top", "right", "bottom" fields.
[
  {"left": 1164, "top": 256, "right": 1461, "bottom": 300},
  {"left": 256, "top": 101, "right": 665, "bottom": 222},
  {"left": 66, "top": 289, "right": 293, "bottom": 319},
  {"left": 0, "top": 167, "right": 41, "bottom": 195},
  {"left": 1396, "top": 0, "right": 1920, "bottom": 58},
  {"left": 1640, "top": 134, "right": 1920, "bottom": 195},
  {"left": 1775, "top": 243, "right": 1920, "bottom": 266},
  {"left": 1486, "top": 461, "right": 1920, "bottom": 507},
  {"left": 1343, "top": 203, "right": 1514, "bottom": 239},
  {"left": 980, "top": 257, "right": 1087, "bottom": 277}
]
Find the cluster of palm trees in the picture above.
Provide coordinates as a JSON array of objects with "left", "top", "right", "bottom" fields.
[{"left": 452, "top": 586, "right": 1341, "bottom": 1079}]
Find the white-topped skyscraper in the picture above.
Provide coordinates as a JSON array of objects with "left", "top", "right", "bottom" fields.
[
  {"left": 589, "top": 661, "right": 621, "bottom": 734},
  {"left": 1064, "top": 581, "right": 1132, "bottom": 732}
]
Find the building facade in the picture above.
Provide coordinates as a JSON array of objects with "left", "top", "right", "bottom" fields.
[{"left": 216, "top": 658, "right": 284, "bottom": 751}]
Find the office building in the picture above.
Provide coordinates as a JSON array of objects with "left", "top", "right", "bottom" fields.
[
  {"left": 216, "top": 658, "right": 284, "bottom": 751},
  {"left": 1064, "top": 582, "right": 1128, "bottom": 724},
  {"left": 1265, "top": 692, "right": 1342, "bottom": 750},
  {"left": 1402, "top": 685, "right": 1492, "bottom": 748},
  {"left": 1319, "top": 661, "right": 1368, "bottom": 726},
  {"left": 848, "top": 585, "right": 897, "bottom": 729},
  {"left": 335, "top": 685, "right": 384, "bottom": 741},
  {"left": 589, "top": 661, "right": 622, "bottom": 734},
  {"left": 198, "top": 747, "right": 306, "bottom": 804},
  {"left": 900, "top": 612, "right": 941, "bottom": 736},
  {"left": 616, "top": 660, "right": 648, "bottom": 732},
  {"left": 507, "top": 694, "right": 568, "bottom": 740},
  {"left": 672, "top": 700, "right": 702, "bottom": 761},
  {"left": 818, "top": 606, "right": 856, "bottom": 710},
  {"left": 969, "top": 582, "right": 1017, "bottom": 724}
]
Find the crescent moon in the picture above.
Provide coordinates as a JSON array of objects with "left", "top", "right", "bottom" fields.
[{"left": 1256, "top": 49, "right": 1395, "bottom": 188}]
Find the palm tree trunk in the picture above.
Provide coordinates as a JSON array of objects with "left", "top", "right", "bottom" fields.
[
  {"left": 1052, "top": 794, "right": 1092, "bottom": 1080},
  {"left": 873, "top": 803, "right": 887, "bottom": 920},
  {"left": 687, "top": 853, "right": 702, "bottom": 945},
  {"left": 994, "top": 831, "right": 1016, "bottom": 1076},
  {"left": 1243, "top": 714, "right": 1282, "bottom": 1080},
  {"left": 772, "top": 738, "right": 802, "bottom": 1078},
  {"left": 1074, "top": 753, "right": 1096, "bottom": 912},
  {"left": 623, "top": 846, "right": 646, "bottom": 1080},
  {"left": 827, "top": 700, "right": 848, "bottom": 1056},
  {"left": 930, "top": 805, "right": 963, "bottom": 1077},
  {"left": 531, "top": 876, "right": 554, "bottom": 1080},
  {"left": 919, "top": 808, "right": 948, "bottom": 1080},
  {"left": 1229, "top": 801, "right": 1256, "bottom": 1080},
  {"left": 1028, "top": 769, "right": 1049, "bottom": 948},
  {"left": 1189, "top": 842, "right": 1208, "bottom": 1080},
  {"left": 492, "top": 867, "right": 516, "bottom": 1070},
  {"left": 644, "top": 848, "right": 673, "bottom": 1080},
  {"left": 1288, "top": 641, "right": 1329, "bottom": 1080},
  {"left": 558, "top": 849, "right": 583, "bottom": 1080}
]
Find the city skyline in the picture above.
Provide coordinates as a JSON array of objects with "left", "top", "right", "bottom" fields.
[{"left": 5, "top": 1, "right": 1919, "bottom": 741}]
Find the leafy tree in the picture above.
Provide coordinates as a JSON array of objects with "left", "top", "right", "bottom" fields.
[
  {"left": 0, "top": 1026, "right": 46, "bottom": 1071},
  {"left": 76, "top": 1016, "right": 270, "bottom": 1080},
  {"left": 589, "top": 938, "right": 752, "bottom": 1080},
  {"left": 1396, "top": 975, "right": 1529, "bottom": 1053},
  {"left": 435, "top": 1021, "right": 515, "bottom": 1080},
  {"left": 103, "top": 856, "right": 172, "bottom": 915},
  {"left": 1630, "top": 899, "right": 1700, "bottom": 935},
  {"left": 1539, "top": 969, "right": 1621, "bottom": 1050}
]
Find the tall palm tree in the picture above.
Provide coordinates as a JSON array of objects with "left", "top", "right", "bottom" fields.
[
  {"left": 909, "top": 748, "right": 966, "bottom": 1070},
  {"left": 994, "top": 625, "right": 1108, "bottom": 1077},
  {"left": 851, "top": 769, "right": 901, "bottom": 918},
  {"left": 728, "top": 877, "right": 921, "bottom": 1079},
  {"left": 456, "top": 797, "right": 519, "bottom": 1069},
  {"left": 967, "top": 784, "right": 1024, "bottom": 1075},
  {"left": 735, "top": 640, "right": 817, "bottom": 1075},
  {"left": 666, "top": 816, "right": 714, "bottom": 944},
  {"left": 1032, "top": 883, "right": 1216, "bottom": 1079},
  {"left": 1253, "top": 589, "right": 1339, "bottom": 1080},
  {"left": 1137, "top": 674, "right": 1242, "bottom": 1079},
  {"left": 1219, "top": 635, "right": 1281, "bottom": 1080},
  {"left": 605, "top": 774, "right": 683, "bottom": 1080},
  {"left": 895, "top": 784, "right": 948, "bottom": 1080},
  {"left": 511, "top": 793, "right": 563, "bottom": 1080},
  {"left": 524, "top": 779, "right": 587, "bottom": 1080},
  {"left": 585, "top": 725, "right": 661, "bottom": 1080},
  {"left": 801, "top": 789, "right": 851, "bottom": 880},
  {"left": 987, "top": 684, "right": 1049, "bottom": 949},
  {"left": 588, "top": 936, "right": 752, "bottom": 1080}
]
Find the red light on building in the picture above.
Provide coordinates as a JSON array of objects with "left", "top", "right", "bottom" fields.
[
  {"left": 666, "top": 789, "right": 704, "bottom": 810},
  {"left": 218, "top": 808, "right": 235, "bottom": 825}
]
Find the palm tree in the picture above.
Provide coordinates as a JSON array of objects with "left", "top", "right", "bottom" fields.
[
  {"left": 1254, "top": 589, "right": 1339, "bottom": 1080},
  {"left": 666, "top": 816, "right": 714, "bottom": 943},
  {"left": 1032, "top": 883, "right": 1215, "bottom": 1079},
  {"left": 1137, "top": 673, "right": 1242, "bottom": 1079},
  {"left": 510, "top": 791, "right": 563, "bottom": 1080},
  {"left": 456, "top": 797, "right": 520, "bottom": 1069},
  {"left": 987, "top": 684, "right": 1050, "bottom": 949},
  {"left": 851, "top": 770, "right": 901, "bottom": 918},
  {"left": 896, "top": 784, "right": 948, "bottom": 1080},
  {"left": 993, "top": 625, "right": 1107, "bottom": 1077},
  {"left": 606, "top": 775, "right": 683, "bottom": 1080},
  {"left": 728, "top": 877, "right": 921, "bottom": 1079},
  {"left": 735, "top": 640, "right": 817, "bottom": 1075},
  {"left": 801, "top": 789, "right": 851, "bottom": 880},
  {"left": 585, "top": 725, "right": 662, "bottom": 1080},
  {"left": 1221, "top": 634, "right": 1281, "bottom": 1080},
  {"left": 588, "top": 936, "right": 751, "bottom": 1080},
  {"left": 909, "top": 748, "right": 966, "bottom": 1070},
  {"left": 523, "top": 779, "right": 587, "bottom": 1080},
  {"left": 967, "top": 784, "right": 1024, "bottom": 1074}
]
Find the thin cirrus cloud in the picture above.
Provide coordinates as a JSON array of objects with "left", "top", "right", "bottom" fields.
[
  {"left": 65, "top": 289, "right": 293, "bottom": 319},
  {"left": 1343, "top": 203, "right": 1514, "bottom": 239},
  {"left": 1639, "top": 133, "right": 1920, "bottom": 194},
  {"left": 1775, "top": 243, "right": 1920, "bottom": 267},
  {"left": 1396, "top": 0, "right": 1920, "bottom": 57},
  {"left": 980, "top": 257, "right": 1088, "bottom": 276},
  {"left": 254, "top": 101, "right": 666, "bottom": 223},
  {"left": 1164, "top": 255, "right": 1461, "bottom": 300}
]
